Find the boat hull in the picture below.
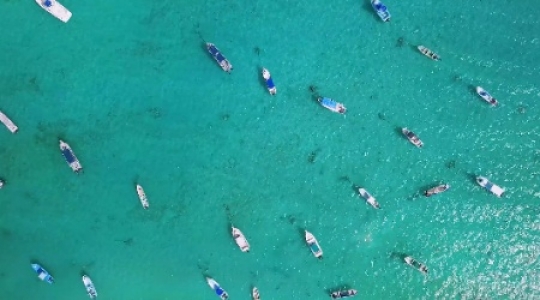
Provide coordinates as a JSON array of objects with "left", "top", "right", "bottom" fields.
[
  {"left": 417, "top": 45, "right": 440, "bottom": 61},
  {"left": 262, "top": 68, "right": 277, "bottom": 95},
  {"left": 136, "top": 184, "right": 149, "bottom": 209},
  {"left": 206, "top": 277, "right": 229, "bottom": 300},
  {"left": 402, "top": 128, "right": 423, "bottom": 148},
  {"left": 476, "top": 87, "right": 498, "bottom": 106},
  {"left": 424, "top": 184, "right": 450, "bottom": 197},
  {"left": 232, "top": 227, "right": 250, "bottom": 252},
  {"left": 318, "top": 97, "right": 346, "bottom": 114},
  {"left": 476, "top": 176, "right": 504, "bottom": 197},
  {"left": 358, "top": 188, "right": 380, "bottom": 209},
  {"left": 371, "top": 0, "right": 391, "bottom": 22},
  {"left": 305, "top": 230, "right": 323, "bottom": 258},
  {"left": 31, "top": 263, "right": 54, "bottom": 284},
  {"left": 59, "top": 140, "right": 83, "bottom": 172},
  {"left": 0, "top": 111, "right": 18, "bottom": 133},
  {"left": 206, "top": 43, "right": 233, "bottom": 72},
  {"left": 82, "top": 275, "right": 98, "bottom": 299},
  {"left": 35, "top": 0, "right": 72, "bottom": 23}
]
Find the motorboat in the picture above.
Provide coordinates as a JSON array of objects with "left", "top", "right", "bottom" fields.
[
  {"left": 402, "top": 128, "right": 423, "bottom": 148},
  {"left": 371, "top": 0, "right": 391, "bottom": 22},
  {"left": 476, "top": 87, "right": 498, "bottom": 106},
  {"left": 0, "top": 110, "right": 18, "bottom": 133},
  {"left": 0, "top": 179, "right": 4, "bottom": 189},
  {"left": 262, "top": 68, "right": 277, "bottom": 95},
  {"left": 206, "top": 277, "right": 229, "bottom": 300},
  {"left": 305, "top": 230, "right": 323, "bottom": 258},
  {"left": 476, "top": 176, "right": 505, "bottom": 197},
  {"left": 82, "top": 275, "right": 98, "bottom": 299},
  {"left": 358, "top": 188, "right": 380, "bottom": 209},
  {"left": 59, "top": 140, "right": 83, "bottom": 173},
  {"left": 31, "top": 263, "right": 54, "bottom": 284},
  {"left": 206, "top": 43, "right": 233, "bottom": 73},
  {"left": 330, "top": 289, "right": 358, "bottom": 299},
  {"left": 136, "top": 184, "right": 149, "bottom": 209},
  {"left": 424, "top": 184, "right": 450, "bottom": 197},
  {"left": 404, "top": 256, "right": 428, "bottom": 274},
  {"left": 252, "top": 287, "right": 260, "bottom": 300},
  {"left": 417, "top": 45, "right": 441, "bottom": 61},
  {"left": 232, "top": 227, "right": 250, "bottom": 252},
  {"left": 35, "top": 0, "right": 72, "bottom": 23},
  {"left": 317, "top": 97, "right": 346, "bottom": 114}
]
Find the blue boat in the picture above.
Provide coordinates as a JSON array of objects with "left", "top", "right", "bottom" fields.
[
  {"left": 371, "top": 0, "right": 391, "bottom": 22},
  {"left": 206, "top": 277, "right": 229, "bottom": 300},
  {"left": 31, "top": 263, "right": 54, "bottom": 284},
  {"left": 59, "top": 140, "right": 83, "bottom": 173},
  {"left": 262, "top": 68, "right": 277, "bottom": 95},
  {"left": 206, "top": 43, "right": 233, "bottom": 73},
  {"left": 317, "top": 97, "right": 347, "bottom": 114}
]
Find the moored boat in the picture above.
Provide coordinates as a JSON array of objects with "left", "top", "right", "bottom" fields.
[
  {"left": 82, "top": 275, "right": 97, "bottom": 299},
  {"left": 476, "top": 86, "right": 498, "bottom": 106},
  {"left": 305, "top": 230, "right": 323, "bottom": 258},
  {"left": 262, "top": 68, "right": 277, "bottom": 95},
  {"left": 136, "top": 184, "right": 149, "bottom": 209},
  {"left": 317, "top": 97, "right": 346, "bottom": 114},
  {"left": 59, "top": 140, "right": 83, "bottom": 173},
  {"left": 358, "top": 188, "right": 380, "bottom": 209},
  {"left": 424, "top": 184, "right": 450, "bottom": 197},
  {"left": 330, "top": 289, "right": 358, "bottom": 299},
  {"left": 206, "top": 43, "right": 233, "bottom": 73},
  {"left": 404, "top": 256, "right": 428, "bottom": 274},
  {"left": 31, "top": 263, "right": 54, "bottom": 284},
  {"left": 252, "top": 287, "right": 261, "bottom": 300},
  {"left": 371, "top": 0, "right": 391, "bottom": 22},
  {"left": 206, "top": 277, "right": 229, "bottom": 300},
  {"left": 0, "top": 179, "right": 4, "bottom": 189},
  {"left": 402, "top": 128, "right": 423, "bottom": 148},
  {"left": 0, "top": 110, "right": 18, "bottom": 133},
  {"left": 417, "top": 45, "right": 441, "bottom": 61},
  {"left": 232, "top": 226, "right": 250, "bottom": 252},
  {"left": 476, "top": 176, "right": 504, "bottom": 197},
  {"left": 35, "top": 0, "right": 72, "bottom": 23}
]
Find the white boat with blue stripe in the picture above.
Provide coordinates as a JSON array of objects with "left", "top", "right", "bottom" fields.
[
  {"left": 31, "top": 263, "right": 54, "bottom": 284},
  {"left": 262, "top": 68, "right": 277, "bottom": 95},
  {"left": 317, "top": 97, "right": 346, "bottom": 114},
  {"left": 206, "top": 277, "right": 229, "bottom": 300},
  {"left": 305, "top": 230, "right": 323, "bottom": 258},
  {"left": 59, "top": 140, "right": 83, "bottom": 173},
  {"left": 206, "top": 43, "right": 233, "bottom": 73},
  {"left": 371, "top": 0, "right": 391, "bottom": 22},
  {"left": 476, "top": 86, "right": 499, "bottom": 106},
  {"left": 476, "top": 176, "right": 505, "bottom": 197},
  {"left": 35, "top": 0, "right": 72, "bottom": 23},
  {"left": 82, "top": 275, "right": 97, "bottom": 299}
]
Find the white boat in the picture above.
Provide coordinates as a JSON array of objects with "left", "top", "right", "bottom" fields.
[
  {"left": 35, "top": 0, "right": 72, "bottom": 23},
  {"left": 317, "top": 97, "right": 346, "bottom": 114},
  {"left": 424, "top": 184, "right": 450, "bottom": 197},
  {"left": 0, "top": 110, "right": 18, "bottom": 133},
  {"left": 136, "top": 184, "right": 149, "bottom": 209},
  {"left": 252, "top": 287, "right": 260, "bottom": 300},
  {"left": 82, "top": 275, "right": 97, "bottom": 299},
  {"left": 262, "top": 68, "right": 277, "bottom": 95},
  {"left": 59, "top": 140, "right": 83, "bottom": 172},
  {"left": 305, "top": 230, "right": 323, "bottom": 258},
  {"left": 476, "top": 176, "right": 505, "bottom": 197},
  {"left": 358, "top": 188, "right": 381, "bottom": 209},
  {"left": 402, "top": 127, "right": 423, "bottom": 148},
  {"left": 0, "top": 179, "right": 4, "bottom": 189},
  {"left": 476, "top": 86, "right": 499, "bottom": 106},
  {"left": 206, "top": 277, "right": 229, "bottom": 300},
  {"left": 206, "top": 43, "right": 233, "bottom": 73},
  {"left": 417, "top": 45, "right": 441, "bottom": 61},
  {"left": 404, "top": 256, "right": 428, "bottom": 274},
  {"left": 232, "top": 227, "right": 250, "bottom": 252},
  {"left": 371, "top": 0, "right": 391, "bottom": 22},
  {"left": 331, "top": 289, "right": 358, "bottom": 299},
  {"left": 31, "top": 263, "right": 54, "bottom": 284}
]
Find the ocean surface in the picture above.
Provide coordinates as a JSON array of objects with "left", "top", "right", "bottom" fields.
[{"left": 1, "top": 0, "right": 540, "bottom": 299}]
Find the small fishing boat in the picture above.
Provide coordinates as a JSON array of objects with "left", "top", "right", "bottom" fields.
[
  {"left": 358, "top": 188, "right": 380, "bottom": 209},
  {"left": 476, "top": 176, "right": 505, "bottom": 197},
  {"left": 417, "top": 45, "right": 441, "bottom": 61},
  {"left": 232, "top": 227, "right": 250, "bottom": 252},
  {"left": 404, "top": 256, "right": 428, "bottom": 274},
  {"left": 0, "top": 110, "right": 18, "bottom": 133},
  {"left": 206, "top": 43, "right": 233, "bottom": 73},
  {"left": 31, "top": 263, "right": 54, "bottom": 284},
  {"left": 402, "top": 128, "right": 423, "bottom": 148},
  {"left": 136, "top": 184, "right": 149, "bottom": 209},
  {"left": 206, "top": 277, "right": 229, "bottom": 300},
  {"left": 305, "top": 230, "right": 323, "bottom": 258},
  {"left": 59, "top": 140, "right": 83, "bottom": 173},
  {"left": 371, "top": 0, "right": 391, "bottom": 22},
  {"left": 0, "top": 179, "right": 4, "bottom": 189},
  {"left": 35, "top": 0, "right": 72, "bottom": 23},
  {"left": 82, "top": 275, "right": 98, "bottom": 299},
  {"left": 476, "top": 86, "right": 498, "bottom": 106},
  {"left": 252, "top": 287, "right": 261, "bottom": 300},
  {"left": 331, "top": 289, "right": 358, "bottom": 299},
  {"left": 317, "top": 97, "right": 346, "bottom": 114},
  {"left": 262, "top": 68, "right": 277, "bottom": 95},
  {"left": 424, "top": 184, "right": 450, "bottom": 197}
]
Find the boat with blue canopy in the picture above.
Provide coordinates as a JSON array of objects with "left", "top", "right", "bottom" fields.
[
  {"left": 31, "top": 263, "right": 54, "bottom": 284},
  {"left": 317, "top": 97, "right": 346, "bottom": 114},
  {"left": 371, "top": 0, "right": 391, "bottom": 22},
  {"left": 262, "top": 68, "right": 277, "bottom": 95},
  {"left": 59, "top": 140, "right": 83, "bottom": 173},
  {"left": 206, "top": 43, "right": 233, "bottom": 73},
  {"left": 206, "top": 277, "right": 229, "bottom": 299}
]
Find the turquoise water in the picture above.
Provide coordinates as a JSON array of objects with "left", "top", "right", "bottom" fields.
[{"left": 1, "top": 0, "right": 540, "bottom": 299}]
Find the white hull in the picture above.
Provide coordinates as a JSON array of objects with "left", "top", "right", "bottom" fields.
[
  {"left": 59, "top": 140, "right": 83, "bottom": 172},
  {"left": 476, "top": 86, "right": 498, "bottom": 106},
  {"left": 358, "top": 188, "right": 380, "bottom": 209},
  {"left": 136, "top": 184, "right": 149, "bottom": 209},
  {"left": 417, "top": 45, "right": 440, "bottom": 61},
  {"left": 305, "top": 230, "right": 323, "bottom": 258},
  {"left": 232, "top": 227, "right": 250, "bottom": 252},
  {"left": 476, "top": 176, "right": 504, "bottom": 197},
  {"left": 252, "top": 287, "right": 260, "bottom": 300},
  {"left": 402, "top": 127, "right": 423, "bottom": 148},
  {"left": 35, "top": 0, "right": 72, "bottom": 23},
  {"left": 82, "top": 275, "right": 97, "bottom": 299},
  {"left": 404, "top": 256, "right": 428, "bottom": 274},
  {"left": 262, "top": 68, "right": 277, "bottom": 95},
  {"left": 0, "top": 111, "right": 18, "bottom": 133}
]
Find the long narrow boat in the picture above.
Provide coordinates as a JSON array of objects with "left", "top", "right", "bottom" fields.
[
  {"left": 31, "top": 263, "right": 54, "bottom": 284},
  {"left": 305, "top": 230, "right": 323, "bottom": 258},
  {"left": 331, "top": 289, "right": 357, "bottom": 299},
  {"left": 0, "top": 110, "right": 18, "bottom": 133},
  {"left": 417, "top": 45, "right": 441, "bottom": 61},
  {"left": 476, "top": 86, "right": 499, "bottom": 106},
  {"left": 82, "top": 275, "right": 98, "bottom": 299},
  {"left": 317, "top": 97, "right": 346, "bottom": 114},
  {"left": 404, "top": 256, "right": 428, "bottom": 275},
  {"left": 206, "top": 277, "right": 229, "bottom": 300},
  {"left": 136, "top": 184, "right": 149, "bottom": 209},
  {"left": 59, "top": 140, "right": 83, "bottom": 173},
  {"left": 35, "top": 0, "right": 72, "bottom": 23},
  {"left": 424, "top": 184, "right": 450, "bottom": 197},
  {"left": 358, "top": 188, "right": 381, "bottom": 209},
  {"left": 206, "top": 43, "right": 233, "bottom": 73},
  {"left": 232, "top": 227, "right": 250, "bottom": 252},
  {"left": 402, "top": 128, "right": 423, "bottom": 148}
]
